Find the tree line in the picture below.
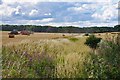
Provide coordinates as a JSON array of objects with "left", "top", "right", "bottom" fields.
[{"left": 1, "top": 24, "right": 120, "bottom": 33}]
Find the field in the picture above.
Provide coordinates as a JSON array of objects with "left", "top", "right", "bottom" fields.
[
  {"left": 1, "top": 31, "right": 109, "bottom": 45},
  {"left": 1, "top": 31, "right": 120, "bottom": 78},
  {"left": 2, "top": 31, "right": 75, "bottom": 45}
]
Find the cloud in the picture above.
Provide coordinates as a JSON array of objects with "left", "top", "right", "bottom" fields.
[
  {"left": 2, "top": 0, "right": 119, "bottom": 3},
  {"left": 41, "top": 21, "right": 117, "bottom": 27},
  {"left": 0, "top": 1, "right": 119, "bottom": 27},
  {"left": 44, "top": 13, "right": 51, "bottom": 16},
  {"left": 26, "top": 18, "right": 54, "bottom": 24},
  {"left": 29, "top": 9, "right": 38, "bottom": 16},
  {"left": 2, "top": 0, "right": 42, "bottom": 4},
  {"left": 13, "top": 5, "right": 26, "bottom": 16},
  {"left": 67, "top": 3, "right": 97, "bottom": 13},
  {"left": 92, "top": 4, "right": 118, "bottom": 22},
  {"left": 0, "top": 3, "right": 15, "bottom": 16},
  {"left": 39, "top": 18, "right": 54, "bottom": 22}
]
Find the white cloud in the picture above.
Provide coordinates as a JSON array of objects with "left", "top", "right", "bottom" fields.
[
  {"left": 29, "top": 9, "right": 38, "bottom": 16},
  {"left": 102, "top": 8, "right": 114, "bottom": 20},
  {"left": 1, "top": 1, "right": 118, "bottom": 27},
  {"left": 2, "top": 0, "right": 117, "bottom": 3},
  {"left": 68, "top": 7, "right": 83, "bottom": 12},
  {"left": 44, "top": 13, "right": 51, "bottom": 16},
  {"left": 1, "top": 18, "right": 54, "bottom": 25},
  {"left": 0, "top": 3, "right": 25, "bottom": 17},
  {"left": 2, "top": 0, "right": 42, "bottom": 4},
  {"left": 92, "top": 13, "right": 101, "bottom": 19},
  {"left": 82, "top": 4, "right": 96, "bottom": 10},
  {"left": 25, "top": 18, "right": 54, "bottom": 24},
  {"left": 2, "top": 19, "right": 117, "bottom": 27},
  {"left": 0, "top": 3, "right": 15, "bottom": 16},
  {"left": 40, "top": 18, "right": 54, "bottom": 22},
  {"left": 14, "top": 5, "right": 25, "bottom": 15},
  {"left": 92, "top": 4, "right": 118, "bottom": 22},
  {"left": 43, "top": 20, "right": 117, "bottom": 27},
  {"left": 68, "top": 3, "right": 97, "bottom": 13}
]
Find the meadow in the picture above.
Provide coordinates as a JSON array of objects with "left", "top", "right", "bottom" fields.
[{"left": 1, "top": 31, "right": 120, "bottom": 78}]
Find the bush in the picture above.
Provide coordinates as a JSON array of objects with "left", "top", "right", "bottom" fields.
[
  {"left": 85, "top": 35, "right": 101, "bottom": 49},
  {"left": 84, "top": 33, "right": 89, "bottom": 36}
]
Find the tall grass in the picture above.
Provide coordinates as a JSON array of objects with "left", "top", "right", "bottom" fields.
[
  {"left": 2, "top": 34, "right": 120, "bottom": 78},
  {"left": 2, "top": 38, "right": 90, "bottom": 78}
]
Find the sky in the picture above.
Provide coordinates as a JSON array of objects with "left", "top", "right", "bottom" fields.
[{"left": 0, "top": 0, "right": 119, "bottom": 27}]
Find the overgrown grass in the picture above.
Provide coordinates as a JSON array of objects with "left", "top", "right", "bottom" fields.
[
  {"left": 2, "top": 34, "right": 120, "bottom": 78},
  {"left": 84, "top": 33, "right": 120, "bottom": 78},
  {"left": 84, "top": 40, "right": 120, "bottom": 78},
  {"left": 2, "top": 38, "right": 90, "bottom": 78}
]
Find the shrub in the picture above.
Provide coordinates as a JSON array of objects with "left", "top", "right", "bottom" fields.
[
  {"left": 84, "top": 33, "right": 89, "bottom": 36},
  {"left": 85, "top": 35, "right": 101, "bottom": 49}
]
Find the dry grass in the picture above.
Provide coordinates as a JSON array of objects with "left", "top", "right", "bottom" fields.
[
  {"left": 2, "top": 37, "right": 90, "bottom": 78},
  {"left": 2, "top": 31, "right": 91, "bottom": 78},
  {"left": 2, "top": 31, "right": 74, "bottom": 45},
  {"left": 2, "top": 31, "right": 120, "bottom": 78}
]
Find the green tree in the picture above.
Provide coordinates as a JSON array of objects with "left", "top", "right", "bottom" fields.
[{"left": 114, "top": 25, "right": 120, "bottom": 31}]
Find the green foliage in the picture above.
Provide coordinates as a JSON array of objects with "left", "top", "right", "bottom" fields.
[
  {"left": 114, "top": 25, "right": 120, "bottom": 31},
  {"left": 85, "top": 35, "right": 101, "bottom": 49},
  {"left": 84, "top": 33, "right": 89, "bottom": 36},
  {"left": 85, "top": 41, "right": 120, "bottom": 78},
  {"left": 68, "top": 37, "right": 79, "bottom": 42},
  {"left": 1, "top": 24, "right": 117, "bottom": 33}
]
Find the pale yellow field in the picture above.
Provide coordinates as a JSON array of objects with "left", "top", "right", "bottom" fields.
[
  {"left": 2, "top": 31, "right": 119, "bottom": 45},
  {"left": 1, "top": 31, "right": 90, "bottom": 54},
  {"left": 1, "top": 31, "right": 78, "bottom": 45}
]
